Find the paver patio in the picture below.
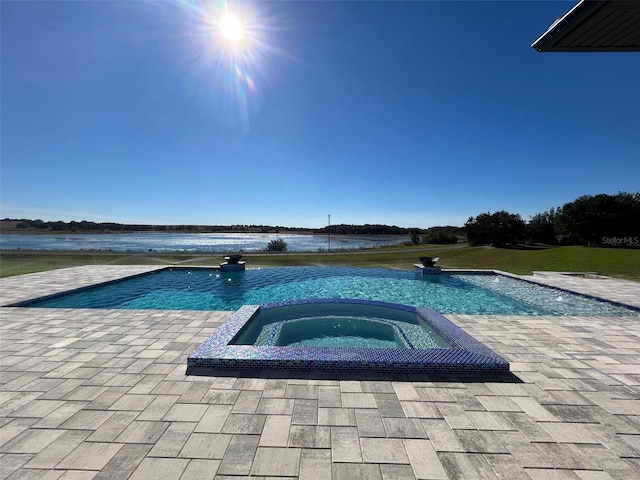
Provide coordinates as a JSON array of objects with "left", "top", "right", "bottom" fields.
[{"left": 1, "top": 265, "right": 639, "bottom": 479}]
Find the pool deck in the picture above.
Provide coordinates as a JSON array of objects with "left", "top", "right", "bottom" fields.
[{"left": 1, "top": 266, "right": 640, "bottom": 479}]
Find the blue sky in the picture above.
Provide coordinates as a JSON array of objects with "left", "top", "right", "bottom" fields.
[{"left": 2, "top": 1, "right": 638, "bottom": 229}]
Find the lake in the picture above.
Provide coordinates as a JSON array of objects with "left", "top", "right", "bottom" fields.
[{"left": 0, "top": 233, "right": 409, "bottom": 253}]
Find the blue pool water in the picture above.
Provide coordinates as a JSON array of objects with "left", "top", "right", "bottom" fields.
[
  {"left": 20, "top": 266, "right": 640, "bottom": 316},
  {"left": 230, "top": 301, "right": 452, "bottom": 349}
]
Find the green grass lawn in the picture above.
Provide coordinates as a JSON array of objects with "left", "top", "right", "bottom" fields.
[{"left": 1, "top": 245, "right": 639, "bottom": 280}]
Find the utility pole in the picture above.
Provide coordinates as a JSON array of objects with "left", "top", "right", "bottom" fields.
[{"left": 328, "top": 214, "right": 331, "bottom": 253}]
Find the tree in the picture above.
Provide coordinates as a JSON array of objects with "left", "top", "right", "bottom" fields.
[
  {"left": 556, "top": 192, "right": 640, "bottom": 246},
  {"left": 421, "top": 227, "right": 459, "bottom": 244},
  {"left": 50, "top": 221, "right": 66, "bottom": 231},
  {"left": 527, "top": 208, "right": 558, "bottom": 244},
  {"left": 266, "top": 238, "right": 288, "bottom": 252},
  {"left": 465, "top": 211, "right": 526, "bottom": 247},
  {"left": 317, "top": 224, "right": 410, "bottom": 235},
  {"left": 30, "top": 219, "right": 48, "bottom": 229}
]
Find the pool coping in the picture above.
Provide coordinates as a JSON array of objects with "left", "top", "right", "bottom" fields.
[
  {"left": 2, "top": 266, "right": 169, "bottom": 307},
  {"left": 187, "top": 298, "right": 510, "bottom": 375}
]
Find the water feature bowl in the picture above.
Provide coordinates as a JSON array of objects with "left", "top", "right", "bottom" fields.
[
  {"left": 419, "top": 257, "right": 438, "bottom": 267},
  {"left": 224, "top": 254, "right": 244, "bottom": 264}
]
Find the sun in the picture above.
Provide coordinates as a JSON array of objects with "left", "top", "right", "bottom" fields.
[
  {"left": 219, "top": 12, "right": 244, "bottom": 43},
  {"left": 173, "top": 0, "right": 279, "bottom": 130}
]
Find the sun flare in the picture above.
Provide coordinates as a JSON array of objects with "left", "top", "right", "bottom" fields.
[
  {"left": 170, "top": 0, "right": 282, "bottom": 130},
  {"left": 219, "top": 12, "right": 244, "bottom": 43}
]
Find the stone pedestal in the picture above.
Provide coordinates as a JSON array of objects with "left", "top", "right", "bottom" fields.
[
  {"left": 220, "top": 262, "right": 246, "bottom": 272},
  {"left": 414, "top": 264, "right": 442, "bottom": 275}
]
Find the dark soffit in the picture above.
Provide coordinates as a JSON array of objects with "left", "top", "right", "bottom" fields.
[{"left": 532, "top": 0, "right": 640, "bottom": 52}]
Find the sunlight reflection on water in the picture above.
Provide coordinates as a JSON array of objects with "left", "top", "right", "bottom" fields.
[{"left": 0, "top": 232, "right": 408, "bottom": 252}]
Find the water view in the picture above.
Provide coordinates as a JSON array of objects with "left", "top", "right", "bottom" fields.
[{"left": 0, "top": 232, "right": 408, "bottom": 253}]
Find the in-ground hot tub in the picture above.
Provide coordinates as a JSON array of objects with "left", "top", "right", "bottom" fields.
[
  {"left": 187, "top": 299, "right": 509, "bottom": 375},
  {"left": 230, "top": 300, "right": 452, "bottom": 349}
]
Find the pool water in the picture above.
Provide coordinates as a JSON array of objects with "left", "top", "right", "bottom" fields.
[
  {"left": 230, "top": 301, "right": 452, "bottom": 349},
  {"left": 262, "top": 315, "right": 409, "bottom": 348},
  {"left": 20, "top": 266, "right": 640, "bottom": 316},
  {"left": 263, "top": 316, "right": 407, "bottom": 348}
]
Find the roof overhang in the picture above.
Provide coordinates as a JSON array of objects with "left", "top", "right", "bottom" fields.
[{"left": 532, "top": 0, "right": 640, "bottom": 52}]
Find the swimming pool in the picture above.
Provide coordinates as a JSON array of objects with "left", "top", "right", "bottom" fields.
[
  {"left": 16, "top": 266, "right": 639, "bottom": 316},
  {"left": 187, "top": 299, "right": 510, "bottom": 375}
]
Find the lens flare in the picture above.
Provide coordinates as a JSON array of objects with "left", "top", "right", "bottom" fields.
[
  {"left": 140, "top": 1, "right": 284, "bottom": 132},
  {"left": 219, "top": 11, "right": 244, "bottom": 43}
]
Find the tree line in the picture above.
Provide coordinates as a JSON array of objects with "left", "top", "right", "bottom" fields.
[
  {"left": 465, "top": 192, "right": 640, "bottom": 248},
  {"left": 2, "top": 219, "right": 450, "bottom": 237},
  {"left": 317, "top": 224, "right": 415, "bottom": 235},
  {"left": 3, "top": 192, "right": 637, "bottom": 248},
  {"left": 1, "top": 220, "right": 312, "bottom": 234}
]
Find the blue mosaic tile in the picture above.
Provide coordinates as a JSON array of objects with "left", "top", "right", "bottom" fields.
[{"left": 187, "top": 299, "right": 510, "bottom": 375}]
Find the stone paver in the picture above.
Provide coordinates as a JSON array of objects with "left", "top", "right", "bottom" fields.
[
  {"left": 216, "top": 434, "right": 259, "bottom": 475},
  {"left": 300, "top": 448, "right": 332, "bottom": 480},
  {"left": 178, "top": 432, "right": 231, "bottom": 459},
  {"left": 93, "top": 443, "right": 152, "bottom": 480},
  {"left": 22, "top": 430, "right": 90, "bottom": 469},
  {"left": 56, "top": 441, "right": 124, "bottom": 470},
  {"left": 128, "top": 457, "right": 189, "bottom": 480},
  {"left": 148, "top": 422, "right": 195, "bottom": 457},
  {"left": 404, "top": 438, "right": 448, "bottom": 479},
  {"left": 331, "top": 426, "right": 362, "bottom": 463},
  {"left": 2, "top": 265, "right": 640, "bottom": 479},
  {"left": 360, "top": 437, "right": 409, "bottom": 464},
  {"left": 333, "top": 462, "right": 382, "bottom": 480},
  {"left": 250, "top": 446, "right": 301, "bottom": 476},
  {"left": 258, "top": 414, "right": 291, "bottom": 446},
  {"left": 289, "top": 424, "right": 331, "bottom": 448}
]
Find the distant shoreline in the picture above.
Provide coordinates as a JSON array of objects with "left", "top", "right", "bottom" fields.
[
  {"left": 0, "top": 219, "right": 422, "bottom": 236},
  {"left": 0, "top": 229, "right": 317, "bottom": 236},
  {"left": 0, "top": 222, "right": 315, "bottom": 236}
]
